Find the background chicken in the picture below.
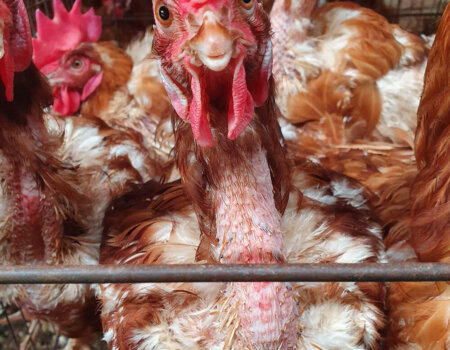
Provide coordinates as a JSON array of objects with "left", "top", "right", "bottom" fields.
[
  {"left": 386, "top": 4, "right": 449, "bottom": 348},
  {"left": 268, "top": 0, "right": 434, "bottom": 228},
  {"left": 0, "top": 0, "right": 101, "bottom": 344},
  {"left": 271, "top": 0, "right": 430, "bottom": 147},
  {"left": 0, "top": 0, "right": 159, "bottom": 346},
  {"left": 97, "top": 1, "right": 386, "bottom": 349},
  {"left": 32, "top": 0, "right": 176, "bottom": 179}
]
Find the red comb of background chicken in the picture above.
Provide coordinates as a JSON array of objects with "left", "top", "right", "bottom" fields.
[
  {"left": 0, "top": 0, "right": 32, "bottom": 101},
  {"left": 32, "top": 0, "right": 101, "bottom": 74}
]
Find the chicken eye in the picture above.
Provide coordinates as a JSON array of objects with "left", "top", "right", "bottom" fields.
[
  {"left": 71, "top": 59, "right": 84, "bottom": 70},
  {"left": 239, "top": 0, "right": 255, "bottom": 10},
  {"left": 155, "top": 2, "right": 173, "bottom": 27}
]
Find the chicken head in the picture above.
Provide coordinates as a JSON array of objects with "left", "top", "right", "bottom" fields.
[
  {"left": 153, "top": 0, "right": 273, "bottom": 146},
  {"left": 45, "top": 44, "right": 103, "bottom": 116},
  {"left": 32, "top": 0, "right": 102, "bottom": 115},
  {"left": 0, "top": 0, "right": 32, "bottom": 101}
]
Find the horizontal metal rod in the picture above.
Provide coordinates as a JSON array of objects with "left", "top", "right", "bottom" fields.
[{"left": 0, "top": 263, "right": 448, "bottom": 284}]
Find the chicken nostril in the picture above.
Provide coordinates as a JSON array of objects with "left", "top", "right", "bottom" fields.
[
  {"left": 186, "top": 10, "right": 236, "bottom": 71},
  {"left": 186, "top": 13, "right": 200, "bottom": 30},
  {"left": 220, "top": 6, "right": 230, "bottom": 22}
]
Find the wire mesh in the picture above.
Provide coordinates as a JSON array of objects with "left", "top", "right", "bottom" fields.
[
  {"left": 331, "top": 0, "right": 447, "bottom": 34},
  {"left": 0, "top": 302, "right": 61, "bottom": 350},
  {"left": 380, "top": 0, "right": 447, "bottom": 34},
  {"left": 0, "top": 301, "right": 109, "bottom": 349}
]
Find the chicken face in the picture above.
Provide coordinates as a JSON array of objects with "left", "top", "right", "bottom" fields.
[
  {"left": 32, "top": 0, "right": 102, "bottom": 114},
  {"left": 47, "top": 45, "right": 103, "bottom": 116},
  {"left": 153, "top": 0, "right": 272, "bottom": 146},
  {"left": 0, "top": 0, "right": 32, "bottom": 101}
]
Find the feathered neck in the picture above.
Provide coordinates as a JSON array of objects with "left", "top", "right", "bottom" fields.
[
  {"left": 271, "top": 0, "right": 316, "bottom": 22},
  {"left": 0, "top": 65, "right": 85, "bottom": 264},
  {"left": 173, "top": 80, "right": 297, "bottom": 348},
  {"left": 174, "top": 81, "right": 290, "bottom": 237}
]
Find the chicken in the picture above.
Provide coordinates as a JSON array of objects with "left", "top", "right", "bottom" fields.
[
  {"left": 268, "top": 0, "right": 432, "bottom": 225},
  {"left": 97, "top": 1, "right": 386, "bottom": 348},
  {"left": 0, "top": 0, "right": 100, "bottom": 343},
  {"left": 32, "top": 0, "right": 175, "bottom": 178},
  {"left": 0, "top": 0, "right": 157, "bottom": 346},
  {"left": 271, "top": 0, "right": 429, "bottom": 146},
  {"left": 386, "top": 4, "right": 450, "bottom": 348}
]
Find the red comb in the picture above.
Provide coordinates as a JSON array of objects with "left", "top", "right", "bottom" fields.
[
  {"left": 32, "top": 0, "right": 101, "bottom": 74},
  {"left": 178, "top": 0, "right": 227, "bottom": 15}
]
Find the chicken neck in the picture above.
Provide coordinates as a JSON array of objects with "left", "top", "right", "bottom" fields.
[
  {"left": 0, "top": 66, "right": 63, "bottom": 264},
  {"left": 271, "top": 0, "right": 316, "bottom": 36},
  {"left": 174, "top": 79, "right": 297, "bottom": 348}
]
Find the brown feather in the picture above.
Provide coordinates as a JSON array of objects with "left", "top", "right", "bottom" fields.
[{"left": 386, "top": 5, "right": 450, "bottom": 348}]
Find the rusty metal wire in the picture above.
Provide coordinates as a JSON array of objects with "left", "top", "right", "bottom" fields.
[
  {"left": 385, "top": 0, "right": 446, "bottom": 33},
  {"left": 0, "top": 263, "right": 449, "bottom": 284},
  {"left": 0, "top": 302, "right": 61, "bottom": 350},
  {"left": 348, "top": 0, "right": 446, "bottom": 34}
]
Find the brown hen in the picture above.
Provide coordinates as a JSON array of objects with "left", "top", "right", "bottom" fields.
[
  {"left": 386, "top": 4, "right": 450, "bottom": 348},
  {"left": 271, "top": 0, "right": 430, "bottom": 146},
  {"left": 32, "top": 0, "right": 175, "bottom": 180},
  {"left": 97, "top": 1, "right": 386, "bottom": 348},
  {"left": 0, "top": 0, "right": 159, "bottom": 346}
]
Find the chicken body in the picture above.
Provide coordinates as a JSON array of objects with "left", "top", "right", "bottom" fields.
[
  {"left": 70, "top": 40, "right": 175, "bottom": 178},
  {"left": 99, "top": 160, "right": 385, "bottom": 350},
  {"left": 271, "top": 0, "right": 429, "bottom": 146},
  {"left": 97, "top": 1, "right": 386, "bottom": 348},
  {"left": 0, "top": 69, "right": 157, "bottom": 347},
  {"left": 0, "top": 0, "right": 157, "bottom": 344},
  {"left": 269, "top": 0, "right": 432, "bottom": 226},
  {"left": 386, "top": 5, "right": 450, "bottom": 348},
  {"left": 0, "top": 59, "right": 103, "bottom": 346}
]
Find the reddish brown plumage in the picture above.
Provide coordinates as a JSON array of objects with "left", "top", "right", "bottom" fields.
[
  {"left": 0, "top": 62, "right": 102, "bottom": 344},
  {"left": 386, "top": 5, "right": 450, "bottom": 348},
  {"left": 52, "top": 39, "right": 175, "bottom": 179},
  {"left": 77, "top": 42, "right": 134, "bottom": 118},
  {"left": 0, "top": 2, "right": 161, "bottom": 343},
  {"left": 272, "top": 1, "right": 428, "bottom": 234},
  {"left": 173, "top": 85, "right": 290, "bottom": 237},
  {"left": 272, "top": 0, "right": 429, "bottom": 149},
  {"left": 33, "top": 2, "right": 175, "bottom": 179}
]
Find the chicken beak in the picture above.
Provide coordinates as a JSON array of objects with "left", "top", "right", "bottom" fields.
[
  {"left": 189, "top": 11, "right": 234, "bottom": 72},
  {"left": 46, "top": 68, "right": 71, "bottom": 87}
]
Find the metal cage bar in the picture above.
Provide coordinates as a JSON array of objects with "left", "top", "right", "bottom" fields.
[{"left": 0, "top": 263, "right": 449, "bottom": 284}]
